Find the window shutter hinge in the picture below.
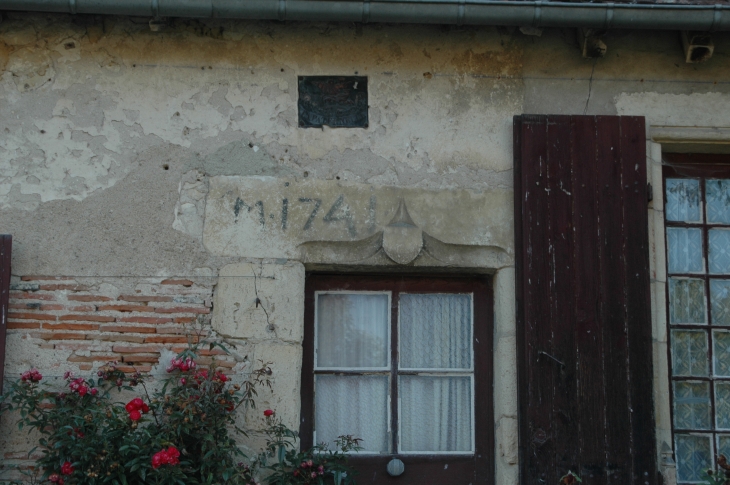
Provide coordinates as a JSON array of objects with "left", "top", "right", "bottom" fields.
[{"left": 647, "top": 183, "right": 653, "bottom": 203}]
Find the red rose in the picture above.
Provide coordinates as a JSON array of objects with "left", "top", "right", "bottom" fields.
[
  {"left": 78, "top": 386, "right": 88, "bottom": 396},
  {"left": 141, "top": 403, "right": 150, "bottom": 413},
  {"left": 151, "top": 452, "right": 166, "bottom": 469},
  {"left": 90, "top": 388, "right": 98, "bottom": 396},
  {"left": 49, "top": 474, "right": 60, "bottom": 483},
  {"left": 61, "top": 462, "right": 74, "bottom": 476},
  {"left": 166, "top": 446, "right": 180, "bottom": 465},
  {"left": 58, "top": 479, "right": 64, "bottom": 485},
  {"left": 264, "top": 409, "right": 275, "bottom": 417},
  {"left": 129, "top": 410, "right": 142, "bottom": 421}
]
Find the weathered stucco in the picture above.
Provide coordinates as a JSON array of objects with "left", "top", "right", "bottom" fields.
[{"left": 2, "top": 12, "right": 730, "bottom": 484}]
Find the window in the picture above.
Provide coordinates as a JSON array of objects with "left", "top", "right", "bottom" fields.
[
  {"left": 301, "top": 275, "right": 493, "bottom": 484},
  {"left": 664, "top": 156, "right": 730, "bottom": 484}
]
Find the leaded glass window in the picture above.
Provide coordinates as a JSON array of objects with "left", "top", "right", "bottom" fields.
[{"left": 666, "top": 172, "right": 730, "bottom": 483}]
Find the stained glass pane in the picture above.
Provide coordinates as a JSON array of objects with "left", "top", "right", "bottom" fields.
[
  {"left": 667, "top": 178, "right": 701, "bottom": 223},
  {"left": 669, "top": 278, "right": 707, "bottom": 324},
  {"left": 400, "top": 294, "right": 472, "bottom": 370},
  {"left": 674, "top": 382, "right": 711, "bottom": 430},
  {"left": 668, "top": 228, "right": 704, "bottom": 274},
  {"left": 715, "top": 331, "right": 730, "bottom": 377},
  {"left": 672, "top": 330, "right": 709, "bottom": 377},
  {"left": 718, "top": 435, "right": 730, "bottom": 462},
  {"left": 315, "top": 375, "right": 389, "bottom": 453},
  {"left": 676, "top": 434, "right": 712, "bottom": 483},
  {"left": 707, "top": 179, "right": 730, "bottom": 224},
  {"left": 710, "top": 229, "right": 730, "bottom": 274},
  {"left": 711, "top": 280, "right": 730, "bottom": 325},
  {"left": 717, "top": 383, "right": 730, "bottom": 429}
]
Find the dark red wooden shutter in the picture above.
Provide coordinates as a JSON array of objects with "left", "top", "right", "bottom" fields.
[
  {"left": 0, "top": 235, "right": 10, "bottom": 392},
  {"left": 514, "top": 116, "right": 657, "bottom": 485}
]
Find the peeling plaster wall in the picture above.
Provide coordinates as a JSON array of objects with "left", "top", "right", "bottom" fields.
[{"left": 2, "top": 13, "right": 730, "bottom": 484}]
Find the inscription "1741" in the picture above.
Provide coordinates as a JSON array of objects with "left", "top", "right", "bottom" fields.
[{"left": 233, "top": 194, "right": 376, "bottom": 237}]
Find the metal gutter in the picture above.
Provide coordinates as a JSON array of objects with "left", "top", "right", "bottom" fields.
[{"left": 1, "top": 0, "right": 730, "bottom": 31}]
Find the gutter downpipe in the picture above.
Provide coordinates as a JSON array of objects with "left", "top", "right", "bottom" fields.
[{"left": 0, "top": 0, "right": 729, "bottom": 31}]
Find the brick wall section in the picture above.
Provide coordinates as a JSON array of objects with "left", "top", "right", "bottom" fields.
[{"left": 7, "top": 276, "right": 236, "bottom": 373}]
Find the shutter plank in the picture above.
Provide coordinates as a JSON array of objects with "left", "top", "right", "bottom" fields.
[
  {"left": 0, "top": 235, "right": 11, "bottom": 393},
  {"left": 519, "top": 115, "right": 556, "bottom": 483},
  {"left": 546, "top": 116, "right": 579, "bottom": 479},
  {"left": 619, "top": 116, "right": 657, "bottom": 483}
]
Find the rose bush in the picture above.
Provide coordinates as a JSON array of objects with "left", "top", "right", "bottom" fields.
[{"left": 1, "top": 343, "right": 360, "bottom": 485}]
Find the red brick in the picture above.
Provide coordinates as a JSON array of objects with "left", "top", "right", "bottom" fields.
[
  {"left": 7, "top": 321, "right": 41, "bottom": 329},
  {"left": 41, "top": 304, "right": 66, "bottom": 311},
  {"left": 118, "top": 294, "right": 174, "bottom": 302},
  {"left": 161, "top": 279, "right": 194, "bottom": 286},
  {"left": 118, "top": 316, "right": 172, "bottom": 324},
  {"left": 78, "top": 364, "right": 93, "bottom": 371},
  {"left": 113, "top": 345, "right": 162, "bottom": 353},
  {"left": 59, "top": 314, "right": 115, "bottom": 322},
  {"left": 9, "top": 312, "right": 56, "bottom": 321},
  {"left": 67, "top": 295, "right": 113, "bottom": 302},
  {"left": 45, "top": 323, "right": 100, "bottom": 331},
  {"left": 121, "top": 354, "right": 161, "bottom": 363},
  {"left": 156, "top": 326, "right": 186, "bottom": 334},
  {"left": 4, "top": 452, "right": 44, "bottom": 460},
  {"left": 216, "top": 361, "right": 236, "bottom": 369},
  {"left": 21, "top": 275, "right": 74, "bottom": 281},
  {"left": 116, "top": 365, "right": 152, "bottom": 373},
  {"left": 39, "top": 284, "right": 87, "bottom": 291},
  {"left": 68, "top": 305, "right": 95, "bottom": 312},
  {"left": 67, "top": 354, "right": 119, "bottom": 363},
  {"left": 97, "top": 304, "right": 149, "bottom": 312},
  {"left": 96, "top": 334, "right": 146, "bottom": 343},
  {"left": 10, "top": 292, "right": 56, "bottom": 300},
  {"left": 145, "top": 335, "right": 198, "bottom": 344},
  {"left": 39, "top": 343, "right": 55, "bottom": 349},
  {"left": 197, "top": 348, "right": 229, "bottom": 356},
  {"left": 173, "top": 316, "right": 195, "bottom": 324},
  {"left": 154, "top": 306, "right": 210, "bottom": 314},
  {"left": 31, "top": 332, "right": 86, "bottom": 340},
  {"left": 102, "top": 325, "right": 156, "bottom": 334}
]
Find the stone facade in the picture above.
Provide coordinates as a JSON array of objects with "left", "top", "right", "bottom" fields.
[{"left": 2, "top": 12, "right": 730, "bottom": 484}]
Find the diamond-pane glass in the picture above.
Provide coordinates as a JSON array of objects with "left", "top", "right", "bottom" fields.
[
  {"left": 669, "top": 278, "right": 707, "bottom": 324},
  {"left": 715, "top": 331, "right": 730, "bottom": 377},
  {"left": 667, "top": 178, "right": 702, "bottom": 223},
  {"left": 315, "top": 375, "right": 389, "bottom": 453},
  {"left": 712, "top": 280, "right": 730, "bottom": 325},
  {"left": 707, "top": 179, "right": 730, "bottom": 224},
  {"left": 710, "top": 229, "right": 730, "bottom": 274},
  {"left": 399, "top": 294, "right": 472, "bottom": 370},
  {"left": 676, "top": 434, "right": 712, "bottom": 483},
  {"left": 672, "top": 330, "right": 709, "bottom": 377},
  {"left": 674, "top": 382, "right": 711, "bottom": 430},
  {"left": 717, "top": 383, "right": 730, "bottom": 430},
  {"left": 668, "top": 228, "right": 704, "bottom": 274},
  {"left": 718, "top": 435, "right": 730, "bottom": 462}
]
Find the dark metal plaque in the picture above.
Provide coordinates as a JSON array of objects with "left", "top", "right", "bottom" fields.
[{"left": 298, "top": 76, "right": 368, "bottom": 128}]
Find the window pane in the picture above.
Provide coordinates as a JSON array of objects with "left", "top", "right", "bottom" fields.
[
  {"left": 715, "top": 331, "right": 730, "bottom": 377},
  {"left": 674, "top": 382, "right": 711, "bottom": 430},
  {"left": 399, "top": 376, "right": 472, "bottom": 452},
  {"left": 666, "top": 178, "right": 701, "bottom": 223},
  {"left": 669, "top": 278, "right": 707, "bottom": 324},
  {"left": 717, "top": 383, "right": 730, "bottom": 430},
  {"left": 316, "top": 293, "right": 389, "bottom": 368},
  {"left": 711, "top": 280, "right": 730, "bottom": 325},
  {"left": 315, "top": 375, "right": 389, "bottom": 453},
  {"left": 672, "top": 330, "right": 709, "bottom": 377},
  {"left": 668, "top": 228, "right": 704, "bottom": 274},
  {"left": 710, "top": 229, "right": 730, "bottom": 274},
  {"left": 676, "top": 434, "right": 712, "bottom": 483},
  {"left": 400, "top": 294, "right": 472, "bottom": 370},
  {"left": 707, "top": 179, "right": 730, "bottom": 224},
  {"left": 718, "top": 435, "right": 730, "bottom": 462}
]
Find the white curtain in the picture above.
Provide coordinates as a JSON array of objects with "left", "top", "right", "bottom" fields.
[
  {"left": 315, "top": 375, "right": 389, "bottom": 453},
  {"left": 316, "top": 293, "right": 389, "bottom": 368},
  {"left": 399, "top": 376, "right": 472, "bottom": 452},
  {"left": 399, "top": 294, "right": 471, "bottom": 369}
]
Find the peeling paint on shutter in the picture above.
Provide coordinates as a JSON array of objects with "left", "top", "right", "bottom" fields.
[{"left": 514, "top": 116, "right": 657, "bottom": 485}]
